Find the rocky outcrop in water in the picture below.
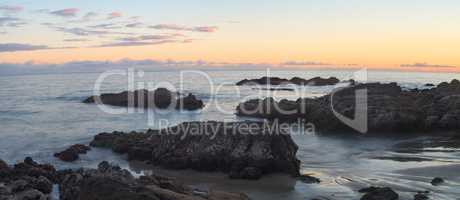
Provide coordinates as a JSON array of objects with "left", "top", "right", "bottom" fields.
[
  {"left": 90, "top": 121, "right": 301, "bottom": 180},
  {"left": 83, "top": 88, "right": 204, "bottom": 111},
  {"left": 237, "top": 79, "right": 460, "bottom": 134},
  {"left": 0, "top": 158, "right": 249, "bottom": 200},
  {"left": 236, "top": 76, "right": 340, "bottom": 86},
  {"left": 54, "top": 144, "right": 91, "bottom": 162},
  {"left": 59, "top": 161, "right": 249, "bottom": 200},
  {"left": 430, "top": 177, "right": 444, "bottom": 186}
]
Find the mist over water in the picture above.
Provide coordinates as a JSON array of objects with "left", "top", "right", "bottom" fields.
[{"left": 0, "top": 69, "right": 459, "bottom": 199}]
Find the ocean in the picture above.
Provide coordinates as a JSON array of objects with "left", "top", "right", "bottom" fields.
[{"left": 0, "top": 69, "right": 459, "bottom": 199}]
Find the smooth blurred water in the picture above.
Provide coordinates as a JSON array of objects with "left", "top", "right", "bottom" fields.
[{"left": 0, "top": 69, "right": 459, "bottom": 200}]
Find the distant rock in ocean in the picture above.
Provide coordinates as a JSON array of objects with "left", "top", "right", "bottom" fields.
[
  {"left": 236, "top": 76, "right": 341, "bottom": 86},
  {"left": 83, "top": 88, "right": 204, "bottom": 111},
  {"left": 236, "top": 79, "right": 460, "bottom": 134},
  {"left": 90, "top": 121, "right": 301, "bottom": 180}
]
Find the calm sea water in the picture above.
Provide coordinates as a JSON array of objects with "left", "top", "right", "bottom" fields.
[{"left": 0, "top": 69, "right": 459, "bottom": 199}]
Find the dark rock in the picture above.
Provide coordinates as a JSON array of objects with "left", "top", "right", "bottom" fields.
[
  {"left": 90, "top": 121, "right": 301, "bottom": 180},
  {"left": 359, "top": 187, "right": 399, "bottom": 200},
  {"left": 10, "top": 179, "right": 28, "bottom": 192},
  {"left": 230, "top": 167, "right": 262, "bottom": 180},
  {"left": 176, "top": 93, "right": 204, "bottom": 110},
  {"left": 0, "top": 159, "right": 11, "bottom": 179},
  {"left": 298, "top": 76, "right": 340, "bottom": 86},
  {"left": 236, "top": 76, "right": 340, "bottom": 86},
  {"left": 0, "top": 158, "right": 55, "bottom": 200},
  {"left": 59, "top": 161, "right": 249, "bottom": 200},
  {"left": 1, "top": 158, "right": 250, "bottom": 200},
  {"left": 237, "top": 80, "right": 460, "bottom": 134},
  {"left": 68, "top": 144, "right": 91, "bottom": 154},
  {"left": 31, "top": 176, "right": 53, "bottom": 194},
  {"left": 430, "top": 177, "right": 444, "bottom": 186},
  {"left": 54, "top": 149, "right": 79, "bottom": 162},
  {"left": 153, "top": 88, "right": 174, "bottom": 108},
  {"left": 54, "top": 144, "right": 91, "bottom": 162},
  {"left": 236, "top": 77, "right": 290, "bottom": 86},
  {"left": 299, "top": 174, "right": 320, "bottom": 184},
  {"left": 84, "top": 88, "right": 205, "bottom": 111},
  {"left": 257, "top": 87, "right": 295, "bottom": 91},
  {"left": 13, "top": 158, "right": 56, "bottom": 183},
  {"left": 414, "top": 193, "right": 429, "bottom": 200},
  {"left": 15, "top": 189, "right": 48, "bottom": 200},
  {"left": 424, "top": 83, "right": 435, "bottom": 87},
  {"left": 0, "top": 159, "right": 8, "bottom": 171}
]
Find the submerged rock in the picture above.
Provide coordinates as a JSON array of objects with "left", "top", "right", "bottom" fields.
[
  {"left": 83, "top": 88, "right": 205, "bottom": 111},
  {"left": 359, "top": 187, "right": 399, "bottom": 200},
  {"left": 430, "top": 177, "right": 444, "bottom": 186},
  {"left": 298, "top": 174, "right": 320, "bottom": 184},
  {"left": 236, "top": 76, "right": 340, "bottom": 86},
  {"left": 54, "top": 144, "right": 91, "bottom": 162},
  {"left": 414, "top": 192, "right": 429, "bottom": 200},
  {"left": 90, "top": 121, "right": 301, "bottom": 180},
  {"left": 237, "top": 80, "right": 460, "bottom": 134},
  {"left": 59, "top": 161, "right": 249, "bottom": 200}
]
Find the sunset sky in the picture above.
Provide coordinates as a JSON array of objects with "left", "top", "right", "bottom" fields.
[{"left": 0, "top": 0, "right": 459, "bottom": 71}]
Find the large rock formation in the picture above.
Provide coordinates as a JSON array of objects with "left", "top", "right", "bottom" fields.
[
  {"left": 83, "top": 88, "right": 204, "bottom": 111},
  {"left": 90, "top": 121, "right": 301, "bottom": 180},
  {"left": 236, "top": 79, "right": 460, "bottom": 134},
  {"left": 236, "top": 76, "right": 340, "bottom": 86},
  {"left": 59, "top": 161, "right": 249, "bottom": 200},
  {"left": 0, "top": 157, "right": 249, "bottom": 200}
]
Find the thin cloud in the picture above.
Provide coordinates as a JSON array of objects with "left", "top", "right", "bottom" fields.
[
  {"left": 69, "top": 12, "right": 99, "bottom": 23},
  {"left": 125, "top": 22, "right": 143, "bottom": 28},
  {"left": 34, "top": 9, "right": 50, "bottom": 13},
  {"left": 0, "top": 43, "right": 78, "bottom": 53},
  {"left": 282, "top": 61, "right": 330, "bottom": 66},
  {"left": 88, "top": 23, "right": 122, "bottom": 29},
  {"left": 107, "top": 11, "right": 122, "bottom": 19},
  {"left": 83, "top": 12, "right": 98, "bottom": 21},
  {"left": 64, "top": 38, "right": 90, "bottom": 42},
  {"left": 6, "top": 21, "right": 27, "bottom": 27},
  {"left": 50, "top": 8, "right": 79, "bottom": 17},
  {"left": 0, "top": 5, "right": 23, "bottom": 13},
  {"left": 401, "top": 62, "right": 457, "bottom": 68},
  {"left": 0, "top": 17, "right": 26, "bottom": 28},
  {"left": 54, "top": 26, "right": 132, "bottom": 36},
  {"left": 0, "top": 43, "right": 50, "bottom": 52},
  {"left": 118, "top": 34, "right": 178, "bottom": 42},
  {"left": 193, "top": 26, "right": 218, "bottom": 32},
  {"left": 149, "top": 24, "right": 218, "bottom": 33},
  {"left": 96, "top": 40, "right": 178, "bottom": 47},
  {"left": 0, "top": 17, "right": 20, "bottom": 26}
]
